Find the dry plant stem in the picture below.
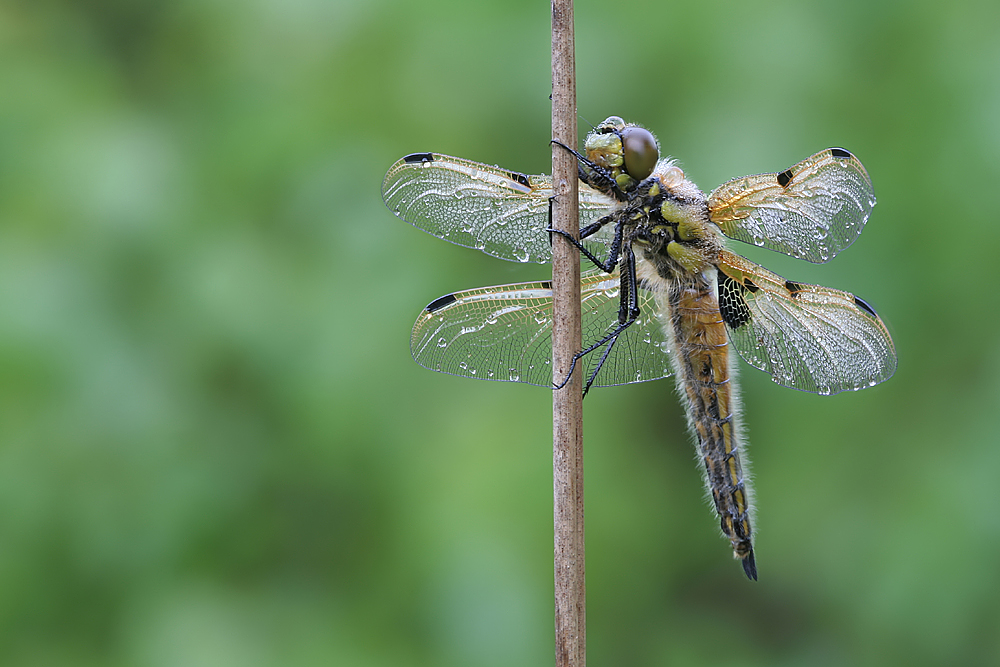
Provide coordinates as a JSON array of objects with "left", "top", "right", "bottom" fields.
[{"left": 551, "top": 1, "right": 584, "bottom": 666}]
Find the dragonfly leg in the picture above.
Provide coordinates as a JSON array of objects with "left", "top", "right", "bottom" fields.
[
  {"left": 553, "top": 246, "right": 641, "bottom": 395},
  {"left": 544, "top": 195, "right": 591, "bottom": 252},
  {"left": 549, "top": 139, "right": 588, "bottom": 164},
  {"left": 550, "top": 139, "right": 626, "bottom": 200},
  {"left": 548, "top": 227, "right": 619, "bottom": 273},
  {"left": 582, "top": 335, "right": 618, "bottom": 397},
  {"left": 545, "top": 184, "right": 623, "bottom": 272},
  {"left": 552, "top": 312, "right": 639, "bottom": 394}
]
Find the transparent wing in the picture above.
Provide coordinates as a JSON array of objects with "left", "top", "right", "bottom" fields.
[
  {"left": 716, "top": 250, "right": 896, "bottom": 395},
  {"left": 382, "top": 153, "right": 618, "bottom": 264},
  {"left": 708, "top": 148, "right": 875, "bottom": 263},
  {"left": 410, "top": 268, "right": 673, "bottom": 388}
]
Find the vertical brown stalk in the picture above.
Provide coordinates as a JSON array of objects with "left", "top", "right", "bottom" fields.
[{"left": 551, "top": 1, "right": 584, "bottom": 666}]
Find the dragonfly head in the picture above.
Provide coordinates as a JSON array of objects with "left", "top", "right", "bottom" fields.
[{"left": 584, "top": 117, "right": 660, "bottom": 194}]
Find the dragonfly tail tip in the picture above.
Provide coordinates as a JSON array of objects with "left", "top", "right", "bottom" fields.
[{"left": 742, "top": 550, "right": 758, "bottom": 581}]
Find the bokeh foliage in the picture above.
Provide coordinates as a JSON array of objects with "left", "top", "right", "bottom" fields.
[{"left": 1, "top": 0, "right": 999, "bottom": 664}]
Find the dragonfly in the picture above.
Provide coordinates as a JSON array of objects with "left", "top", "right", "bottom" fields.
[{"left": 381, "top": 116, "right": 896, "bottom": 580}]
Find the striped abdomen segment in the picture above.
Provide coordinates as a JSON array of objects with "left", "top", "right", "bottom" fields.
[{"left": 668, "top": 274, "right": 757, "bottom": 580}]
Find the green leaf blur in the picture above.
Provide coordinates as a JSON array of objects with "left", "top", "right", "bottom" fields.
[{"left": 1, "top": 0, "right": 998, "bottom": 665}]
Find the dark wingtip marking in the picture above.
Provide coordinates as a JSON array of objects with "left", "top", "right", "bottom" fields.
[
  {"left": 425, "top": 293, "right": 457, "bottom": 313},
  {"left": 718, "top": 273, "right": 752, "bottom": 329},
  {"left": 507, "top": 170, "right": 531, "bottom": 188},
  {"left": 785, "top": 280, "right": 802, "bottom": 296},
  {"left": 742, "top": 550, "right": 758, "bottom": 581},
  {"left": 854, "top": 295, "right": 879, "bottom": 318},
  {"left": 830, "top": 148, "right": 852, "bottom": 159},
  {"left": 539, "top": 280, "right": 553, "bottom": 290},
  {"left": 403, "top": 152, "right": 435, "bottom": 164},
  {"left": 777, "top": 169, "right": 794, "bottom": 188}
]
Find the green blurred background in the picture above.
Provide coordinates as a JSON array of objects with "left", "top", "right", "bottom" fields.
[{"left": 1, "top": 0, "right": 998, "bottom": 664}]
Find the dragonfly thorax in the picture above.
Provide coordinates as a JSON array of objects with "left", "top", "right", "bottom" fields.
[{"left": 626, "top": 162, "right": 720, "bottom": 278}]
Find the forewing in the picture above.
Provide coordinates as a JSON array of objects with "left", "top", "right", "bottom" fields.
[
  {"left": 708, "top": 149, "right": 875, "bottom": 263},
  {"left": 410, "top": 268, "right": 673, "bottom": 388},
  {"left": 382, "top": 153, "right": 618, "bottom": 264},
  {"left": 716, "top": 250, "right": 896, "bottom": 395}
]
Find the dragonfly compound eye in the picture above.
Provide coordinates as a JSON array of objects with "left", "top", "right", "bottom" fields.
[{"left": 621, "top": 126, "right": 658, "bottom": 182}]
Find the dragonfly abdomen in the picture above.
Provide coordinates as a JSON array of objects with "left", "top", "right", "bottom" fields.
[{"left": 666, "top": 273, "right": 757, "bottom": 580}]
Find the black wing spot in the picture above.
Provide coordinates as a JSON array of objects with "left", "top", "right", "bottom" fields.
[
  {"left": 403, "top": 152, "right": 435, "bottom": 164},
  {"left": 718, "top": 273, "right": 753, "bottom": 329},
  {"left": 425, "top": 293, "right": 458, "bottom": 313},
  {"left": 830, "top": 148, "right": 852, "bottom": 159},
  {"left": 506, "top": 170, "right": 531, "bottom": 188},
  {"left": 539, "top": 281, "right": 553, "bottom": 290},
  {"left": 743, "top": 278, "right": 759, "bottom": 293},
  {"left": 777, "top": 169, "right": 794, "bottom": 188},
  {"left": 854, "top": 295, "right": 879, "bottom": 318},
  {"left": 785, "top": 280, "right": 802, "bottom": 297}
]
